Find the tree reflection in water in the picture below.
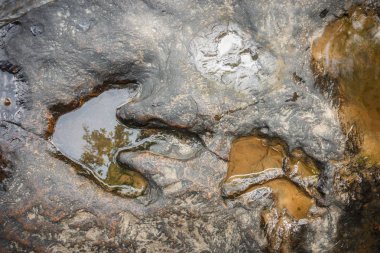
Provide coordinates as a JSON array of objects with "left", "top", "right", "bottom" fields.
[{"left": 80, "top": 124, "right": 146, "bottom": 189}]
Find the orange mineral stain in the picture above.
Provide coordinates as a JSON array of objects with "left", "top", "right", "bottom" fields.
[{"left": 312, "top": 6, "right": 380, "bottom": 163}]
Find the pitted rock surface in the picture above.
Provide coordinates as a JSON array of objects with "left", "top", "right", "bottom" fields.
[{"left": 0, "top": 0, "right": 379, "bottom": 252}]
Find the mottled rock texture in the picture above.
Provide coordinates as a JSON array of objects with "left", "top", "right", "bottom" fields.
[{"left": 0, "top": 0, "right": 379, "bottom": 252}]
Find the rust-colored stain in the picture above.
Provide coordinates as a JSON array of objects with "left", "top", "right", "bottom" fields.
[{"left": 312, "top": 6, "right": 380, "bottom": 163}]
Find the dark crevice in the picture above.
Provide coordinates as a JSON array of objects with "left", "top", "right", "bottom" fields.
[
  {"left": 319, "top": 9, "right": 329, "bottom": 18},
  {"left": 0, "top": 60, "right": 21, "bottom": 74},
  {"left": 2, "top": 120, "right": 32, "bottom": 135},
  {"left": 334, "top": 163, "right": 380, "bottom": 253},
  {"left": 0, "top": 150, "right": 11, "bottom": 191},
  {"left": 117, "top": 114, "right": 228, "bottom": 162}
]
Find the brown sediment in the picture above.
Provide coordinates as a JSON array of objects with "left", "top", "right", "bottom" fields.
[
  {"left": 289, "top": 149, "right": 320, "bottom": 177},
  {"left": 227, "top": 136, "right": 286, "bottom": 178},
  {"left": 226, "top": 136, "right": 316, "bottom": 219},
  {"left": 250, "top": 179, "right": 315, "bottom": 220},
  {"left": 312, "top": 5, "right": 380, "bottom": 163},
  {"left": 45, "top": 111, "right": 57, "bottom": 138},
  {"left": 246, "top": 180, "right": 314, "bottom": 219},
  {"left": 3, "top": 98, "right": 11, "bottom": 106},
  {"left": 227, "top": 136, "right": 319, "bottom": 178},
  {"left": 264, "top": 179, "right": 314, "bottom": 219}
]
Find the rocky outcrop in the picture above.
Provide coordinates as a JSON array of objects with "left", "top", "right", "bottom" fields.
[{"left": 0, "top": 0, "right": 379, "bottom": 252}]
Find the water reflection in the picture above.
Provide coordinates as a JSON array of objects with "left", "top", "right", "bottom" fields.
[
  {"left": 79, "top": 124, "right": 147, "bottom": 190},
  {"left": 51, "top": 86, "right": 204, "bottom": 197},
  {"left": 51, "top": 88, "right": 147, "bottom": 196},
  {"left": 81, "top": 125, "right": 129, "bottom": 178}
]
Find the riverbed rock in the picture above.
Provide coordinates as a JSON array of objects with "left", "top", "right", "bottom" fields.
[{"left": 1, "top": 0, "right": 380, "bottom": 252}]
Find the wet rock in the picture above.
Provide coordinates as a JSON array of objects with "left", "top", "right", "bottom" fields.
[
  {"left": 190, "top": 22, "right": 276, "bottom": 94},
  {"left": 0, "top": 0, "right": 54, "bottom": 27},
  {"left": 0, "top": 69, "right": 27, "bottom": 123},
  {"left": 116, "top": 94, "right": 199, "bottom": 130},
  {"left": 312, "top": 5, "right": 380, "bottom": 164},
  {"left": 222, "top": 168, "right": 285, "bottom": 198},
  {"left": 0, "top": 0, "right": 379, "bottom": 252}
]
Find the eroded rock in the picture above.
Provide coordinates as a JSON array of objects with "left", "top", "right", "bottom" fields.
[{"left": 0, "top": 0, "right": 379, "bottom": 252}]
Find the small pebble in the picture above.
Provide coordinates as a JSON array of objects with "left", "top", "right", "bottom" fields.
[{"left": 4, "top": 98, "right": 11, "bottom": 106}]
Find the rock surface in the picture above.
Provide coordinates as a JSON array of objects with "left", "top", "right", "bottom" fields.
[{"left": 0, "top": 0, "right": 379, "bottom": 252}]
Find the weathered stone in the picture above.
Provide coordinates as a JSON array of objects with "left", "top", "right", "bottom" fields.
[{"left": 0, "top": 0, "right": 379, "bottom": 252}]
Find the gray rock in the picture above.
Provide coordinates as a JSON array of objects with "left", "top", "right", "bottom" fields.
[{"left": 0, "top": 0, "right": 379, "bottom": 252}]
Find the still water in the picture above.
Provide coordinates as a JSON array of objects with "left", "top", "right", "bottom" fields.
[
  {"left": 51, "top": 88, "right": 148, "bottom": 197},
  {"left": 226, "top": 136, "right": 318, "bottom": 219}
]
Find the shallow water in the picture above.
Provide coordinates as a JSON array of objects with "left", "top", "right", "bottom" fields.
[
  {"left": 227, "top": 136, "right": 319, "bottom": 179},
  {"left": 227, "top": 136, "right": 285, "bottom": 178},
  {"left": 226, "top": 136, "right": 316, "bottom": 219},
  {"left": 51, "top": 88, "right": 148, "bottom": 196},
  {"left": 289, "top": 149, "right": 320, "bottom": 177},
  {"left": 254, "top": 179, "right": 314, "bottom": 219},
  {"left": 51, "top": 87, "right": 203, "bottom": 197}
]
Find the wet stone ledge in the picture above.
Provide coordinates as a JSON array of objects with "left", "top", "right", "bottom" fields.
[{"left": 0, "top": 1, "right": 379, "bottom": 252}]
